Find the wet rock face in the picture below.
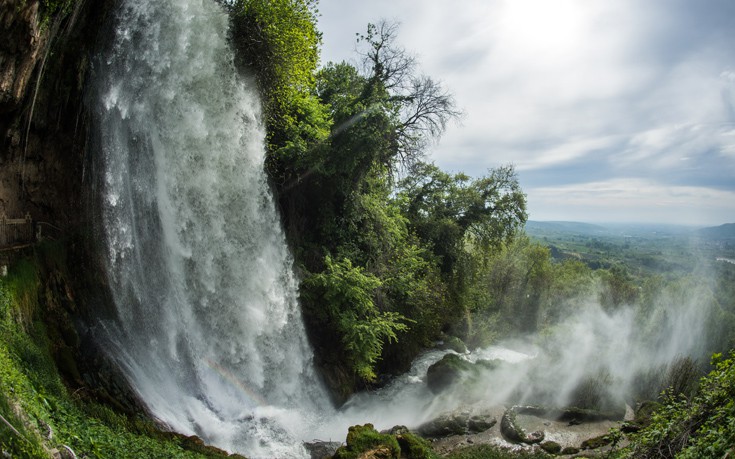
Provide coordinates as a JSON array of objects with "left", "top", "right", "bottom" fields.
[
  {"left": 0, "top": 0, "right": 46, "bottom": 219},
  {"left": 0, "top": 0, "right": 46, "bottom": 113},
  {"left": 0, "top": 0, "right": 115, "bottom": 225}
]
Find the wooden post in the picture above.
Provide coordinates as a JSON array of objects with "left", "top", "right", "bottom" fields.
[
  {"left": 24, "top": 212, "right": 32, "bottom": 242},
  {"left": 0, "top": 213, "right": 7, "bottom": 247}
]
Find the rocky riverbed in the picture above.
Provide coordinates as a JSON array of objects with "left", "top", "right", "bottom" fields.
[{"left": 420, "top": 405, "right": 630, "bottom": 456}]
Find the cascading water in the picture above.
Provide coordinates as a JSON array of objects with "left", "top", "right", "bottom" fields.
[{"left": 95, "top": 0, "right": 332, "bottom": 456}]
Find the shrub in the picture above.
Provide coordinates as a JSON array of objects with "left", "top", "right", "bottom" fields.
[
  {"left": 626, "top": 351, "right": 735, "bottom": 458},
  {"left": 303, "top": 256, "right": 410, "bottom": 382}
]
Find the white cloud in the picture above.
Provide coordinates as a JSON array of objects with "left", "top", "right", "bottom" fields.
[{"left": 527, "top": 179, "right": 735, "bottom": 225}]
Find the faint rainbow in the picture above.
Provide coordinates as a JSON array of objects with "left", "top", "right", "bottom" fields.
[{"left": 203, "top": 358, "right": 270, "bottom": 407}]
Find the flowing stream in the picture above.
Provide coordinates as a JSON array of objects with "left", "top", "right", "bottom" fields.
[{"left": 95, "top": 0, "right": 332, "bottom": 456}]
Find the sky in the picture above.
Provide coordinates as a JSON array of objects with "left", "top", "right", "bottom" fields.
[{"left": 316, "top": 0, "right": 735, "bottom": 226}]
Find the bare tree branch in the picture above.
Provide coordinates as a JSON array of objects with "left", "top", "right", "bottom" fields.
[{"left": 356, "top": 20, "right": 462, "bottom": 169}]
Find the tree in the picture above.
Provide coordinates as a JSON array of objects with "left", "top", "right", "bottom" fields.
[
  {"left": 356, "top": 20, "right": 462, "bottom": 167},
  {"left": 397, "top": 162, "right": 527, "bottom": 275},
  {"left": 227, "top": 0, "right": 327, "bottom": 157}
]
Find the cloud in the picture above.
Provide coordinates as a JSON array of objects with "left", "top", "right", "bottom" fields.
[
  {"left": 526, "top": 178, "right": 735, "bottom": 225},
  {"left": 317, "top": 0, "right": 735, "bottom": 224}
]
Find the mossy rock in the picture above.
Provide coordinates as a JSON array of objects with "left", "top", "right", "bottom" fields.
[
  {"left": 426, "top": 354, "right": 474, "bottom": 393},
  {"left": 333, "top": 424, "right": 437, "bottom": 459},
  {"left": 580, "top": 433, "right": 612, "bottom": 450},
  {"left": 560, "top": 446, "right": 579, "bottom": 455},
  {"left": 633, "top": 400, "right": 660, "bottom": 426},
  {"left": 540, "top": 441, "right": 561, "bottom": 454},
  {"left": 395, "top": 430, "right": 436, "bottom": 459},
  {"left": 417, "top": 412, "right": 496, "bottom": 438},
  {"left": 333, "top": 424, "right": 401, "bottom": 459},
  {"left": 439, "top": 335, "right": 468, "bottom": 354},
  {"left": 474, "top": 359, "right": 502, "bottom": 372}
]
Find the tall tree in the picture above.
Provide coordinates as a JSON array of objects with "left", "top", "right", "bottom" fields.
[
  {"left": 356, "top": 20, "right": 462, "bottom": 167},
  {"left": 397, "top": 162, "right": 528, "bottom": 275}
]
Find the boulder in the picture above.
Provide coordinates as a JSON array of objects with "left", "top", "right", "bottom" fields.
[
  {"left": 417, "top": 411, "right": 496, "bottom": 438},
  {"left": 437, "top": 335, "right": 468, "bottom": 354},
  {"left": 540, "top": 441, "right": 562, "bottom": 454},
  {"left": 468, "top": 414, "right": 497, "bottom": 433},
  {"left": 580, "top": 433, "right": 613, "bottom": 450},
  {"left": 499, "top": 407, "right": 544, "bottom": 444},
  {"left": 303, "top": 441, "right": 341, "bottom": 459},
  {"left": 425, "top": 354, "right": 473, "bottom": 393},
  {"left": 333, "top": 424, "right": 401, "bottom": 459},
  {"left": 417, "top": 412, "right": 468, "bottom": 438},
  {"left": 333, "top": 424, "right": 435, "bottom": 459}
]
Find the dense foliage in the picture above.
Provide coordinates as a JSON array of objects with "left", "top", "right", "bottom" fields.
[
  {"left": 226, "top": 6, "right": 735, "bottom": 422},
  {"left": 624, "top": 352, "right": 735, "bottom": 458},
  {"left": 227, "top": 0, "right": 330, "bottom": 165},
  {"left": 303, "top": 256, "right": 411, "bottom": 382}
]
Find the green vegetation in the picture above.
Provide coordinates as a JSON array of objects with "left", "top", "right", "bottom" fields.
[
  {"left": 623, "top": 352, "right": 735, "bottom": 458},
  {"left": 228, "top": 0, "right": 327, "bottom": 158},
  {"left": 0, "top": 249, "right": 239, "bottom": 458},
  {"left": 303, "top": 256, "right": 411, "bottom": 382},
  {"left": 443, "top": 444, "right": 550, "bottom": 459},
  {"left": 333, "top": 424, "right": 437, "bottom": 459},
  {"left": 38, "top": 0, "right": 78, "bottom": 28}
]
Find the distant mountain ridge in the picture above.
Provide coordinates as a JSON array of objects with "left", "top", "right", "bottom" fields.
[
  {"left": 696, "top": 223, "right": 735, "bottom": 240},
  {"left": 525, "top": 221, "right": 609, "bottom": 236},
  {"left": 526, "top": 220, "right": 735, "bottom": 240}
]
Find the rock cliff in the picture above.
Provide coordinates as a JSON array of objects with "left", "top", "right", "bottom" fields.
[{"left": 0, "top": 0, "right": 112, "bottom": 228}]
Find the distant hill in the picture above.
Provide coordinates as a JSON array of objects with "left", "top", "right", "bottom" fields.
[
  {"left": 526, "top": 221, "right": 716, "bottom": 239},
  {"left": 525, "top": 221, "right": 609, "bottom": 236},
  {"left": 697, "top": 223, "right": 735, "bottom": 240}
]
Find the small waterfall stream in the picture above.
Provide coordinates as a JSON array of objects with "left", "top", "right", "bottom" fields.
[{"left": 95, "top": 0, "right": 331, "bottom": 456}]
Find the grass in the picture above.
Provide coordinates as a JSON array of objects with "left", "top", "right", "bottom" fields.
[{"left": 442, "top": 444, "right": 551, "bottom": 459}]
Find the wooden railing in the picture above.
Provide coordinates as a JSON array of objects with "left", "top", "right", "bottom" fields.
[{"left": 0, "top": 213, "right": 34, "bottom": 248}]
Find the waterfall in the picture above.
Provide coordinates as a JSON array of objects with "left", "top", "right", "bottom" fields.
[
  {"left": 94, "top": 0, "right": 331, "bottom": 456},
  {"left": 91, "top": 1, "right": 722, "bottom": 456}
]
